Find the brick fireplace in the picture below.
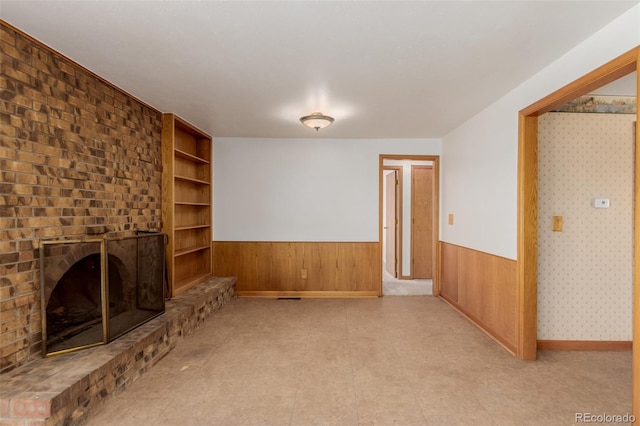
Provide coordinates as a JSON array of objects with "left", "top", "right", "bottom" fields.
[
  {"left": 0, "top": 21, "right": 239, "bottom": 426},
  {"left": 0, "top": 22, "right": 163, "bottom": 374}
]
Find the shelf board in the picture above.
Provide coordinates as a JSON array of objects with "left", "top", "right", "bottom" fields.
[
  {"left": 174, "top": 245, "right": 211, "bottom": 257},
  {"left": 175, "top": 175, "right": 210, "bottom": 185},
  {"left": 174, "top": 148, "right": 210, "bottom": 164},
  {"left": 173, "top": 272, "right": 212, "bottom": 295},
  {"left": 175, "top": 224, "right": 210, "bottom": 231},
  {"left": 174, "top": 201, "right": 211, "bottom": 206}
]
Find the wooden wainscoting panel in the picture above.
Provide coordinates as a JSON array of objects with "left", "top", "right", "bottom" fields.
[
  {"left": 338, "top": 242, "right": 381, "bottom": 292},
  {"left": 269, "top": 242, "right": 301, "bottom": 292},
  {"left": 212, "top": 241, "right": 250, "bottom": 289},
  {"left": 304, "top": 242, "right": 337, "bottom": 292},
  {"left": 458, "top": 249, "right": 483, "bottom": 322},
  {"left": 440, "top": 241, "right": 459, "bottom": 302},
  {"left": 486, "top": 252, "right": 518, "bottom": 347},
  {"left": 212, "top": 241, "right": 380, "bottom": 296},
  {"left": 439, "top": 242, "right": 518, "bottom": 353}
]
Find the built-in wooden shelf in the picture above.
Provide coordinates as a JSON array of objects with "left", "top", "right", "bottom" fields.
[
  {"left": 175, "top": 148, "right": 210, "bottom": 164},
  {"left": 174, "top": 201, "right": 211, "bottom": 206},
  {"left": 162, "top": 113, "right": 213, "bottom": 297},
  {"left": 175, "top": 224, "right": 210, "bottom": 231},
  {"left": 174, "top": 273, "right": 213, "bottom": 293},
  {"left": 174, "top": 245, "right": 211, "bottom": 257},
  {"left": 174, "top": 175, "right": 211, "bottom": 185}
]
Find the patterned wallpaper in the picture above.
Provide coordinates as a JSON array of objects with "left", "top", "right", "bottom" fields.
[{"left": 537, "top": 112, "right": 635, "bottom": 340}]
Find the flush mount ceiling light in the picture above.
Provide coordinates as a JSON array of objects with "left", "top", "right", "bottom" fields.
[{"left": 300, "top": 112, "right": 334, "bottom": 131}]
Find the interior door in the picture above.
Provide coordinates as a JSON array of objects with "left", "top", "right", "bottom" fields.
[
  {"left": 385, "top": 170, "right": 398, "bottom": 277},
  {"left": 411, "top": 166, "right": 433, "bottom": 279}
]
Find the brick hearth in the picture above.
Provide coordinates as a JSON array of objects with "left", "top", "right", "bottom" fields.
[{"left": 0, "top": 276, "right": 235, "bottom": 426}]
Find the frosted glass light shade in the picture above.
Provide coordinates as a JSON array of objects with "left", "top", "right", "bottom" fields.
[{"left": 300, "top": 112, "right": 334, "bottom": 131}]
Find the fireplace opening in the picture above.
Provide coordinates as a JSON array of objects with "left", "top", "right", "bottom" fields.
[
  {"left": 41, "top": 234, "right": 165, "bottom": 356},
  {"left": 45, "top": 254, "right": 125, "bottom": 353}
]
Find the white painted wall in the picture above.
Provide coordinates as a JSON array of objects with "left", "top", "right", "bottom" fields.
[
  {"left": 441, "top": 4, "right": 640, "bottom": 260},
  {"left": 213, "top": 138, "right": 441, "bottom": 241}
]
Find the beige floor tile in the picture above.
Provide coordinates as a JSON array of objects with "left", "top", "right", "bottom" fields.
[
  {"left": 87, "top": 297, "right": 632, "bottom": 426},
  {"left": 355, "top": 394, "right": 427, "bottom": 426},
  {"left": 291, "top": 384, "right": 358, "bottom": 425},
  {"left": 220, "top": 391, "right": 298, "bottom": 425}
]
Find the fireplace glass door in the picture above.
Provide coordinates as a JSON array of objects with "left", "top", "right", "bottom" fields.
[
  {"left": 41, "top": 233, "right": 165, "bottom": 356},
  {"left": 106, "top": 234, "right": 165, "bottom": 342}
]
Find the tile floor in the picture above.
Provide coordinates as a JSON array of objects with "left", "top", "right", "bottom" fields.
[
  {"left": 382, "top": 269, "right": 432, "bottom": 296},
  {"left": 88, "top": 297, "right": 632, "bottom": 426}
]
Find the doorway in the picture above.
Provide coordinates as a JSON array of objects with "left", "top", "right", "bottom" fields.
[
  {"left": 379, "top": 155, "right": 440, "bottom": 296},
  {"left": 517, "top": 47, "right": 639, "bottom": 415}
]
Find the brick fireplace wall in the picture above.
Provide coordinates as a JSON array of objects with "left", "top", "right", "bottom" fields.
[{"left": 0, "top": 22, "right": 163, "bottom": 374}]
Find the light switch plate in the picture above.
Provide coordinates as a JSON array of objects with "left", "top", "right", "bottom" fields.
[
  {"left": 552, "top": 216, "right": 563, "bottom": 232},
  {"left": 594, "top": 198, "right": 610, "bottom": 208}
]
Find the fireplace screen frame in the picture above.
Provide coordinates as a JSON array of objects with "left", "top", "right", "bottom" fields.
[{"left": 40, "top": 233, "right": 166, "bottom": 357}]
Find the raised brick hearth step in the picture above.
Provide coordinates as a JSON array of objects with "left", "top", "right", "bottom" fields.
[{"left": 0, "top": 276, "right": 236, "bottom": 426}]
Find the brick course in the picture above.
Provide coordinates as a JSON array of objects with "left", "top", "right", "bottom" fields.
[{"left": 0, "top": 22, "right": 163, "bottom": 374}]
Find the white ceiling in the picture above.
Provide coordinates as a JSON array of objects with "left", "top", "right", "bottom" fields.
[{"left": 1, "top": 1, "right": 638, "bottom": 139}]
